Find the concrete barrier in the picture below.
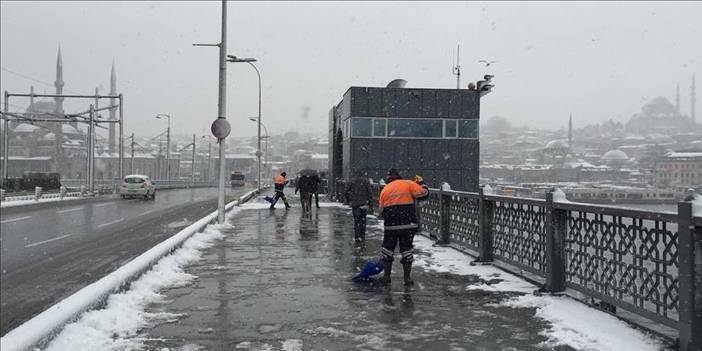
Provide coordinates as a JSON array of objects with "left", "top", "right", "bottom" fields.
[{"left": 0, "top": 188, "right": 261, "bottom": 351}]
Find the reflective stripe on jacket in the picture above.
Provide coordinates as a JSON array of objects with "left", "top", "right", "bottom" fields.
[{"left": 378, "top": 179, "right": 429, "bottom": 231}]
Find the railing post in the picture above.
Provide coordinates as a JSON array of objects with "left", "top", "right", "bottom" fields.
[
  {"left": 34, "top": 186, "right": 42, "bottom": 201},
  {"left": 677, "top": 201, "right": 702, "bottom": 351},
  {"left": 476, "top": 187, "right": 494, "bottom": 262},
  {"left": 545, "top": 190, "right": 567, "bottom": 293},
  {"left": 438, "top": 189, "right": 451, "bottom": 245}
]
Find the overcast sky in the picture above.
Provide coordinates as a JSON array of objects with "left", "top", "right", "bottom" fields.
[{"left": 1, "top": 1, "right": 700, "bottom": 139}]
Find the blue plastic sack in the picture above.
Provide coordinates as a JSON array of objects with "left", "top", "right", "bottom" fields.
[
  {"left": 351, "top": 259, "right": 385, "bottom": 282},
  {"left": 263, "top": 195, "right": 274, "bottom": 203}
]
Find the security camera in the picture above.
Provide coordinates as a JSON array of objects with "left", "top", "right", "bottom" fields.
[{"left": 484, "top": 74, "right": 494, "bottom": 81}]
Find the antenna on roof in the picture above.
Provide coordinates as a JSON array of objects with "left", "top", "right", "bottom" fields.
[{"left": 452, "top": 44, "right": 461, "bottom": 89}]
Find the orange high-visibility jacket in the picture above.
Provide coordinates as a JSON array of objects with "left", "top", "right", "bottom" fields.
[
  {"left": 378, "top": 179, "right": 428, "bottom": 210},
  {"left": 274, "top": 175, "right": 286, "bottom": 192}
]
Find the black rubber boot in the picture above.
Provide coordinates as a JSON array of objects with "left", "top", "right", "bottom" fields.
[
  {"left": 403, "top": 262, "right": 414, "bottom": 286},
  {"left": 379, "top": 261, "right": 392, "bottom": 285}
]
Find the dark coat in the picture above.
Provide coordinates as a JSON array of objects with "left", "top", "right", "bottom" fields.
[
  {"left": 310, "top": 174, "right": 321, "bottom": 192},
  {"left": 295, "top": 175, "right": 316, "bottom": 194},
  {"left": 344, "top": 176, "right": 372, "bottom": 208}
]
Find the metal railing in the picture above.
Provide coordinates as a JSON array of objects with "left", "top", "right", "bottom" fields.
[{"left": 339, "top": 179, "right": 701, "bottom": 350}]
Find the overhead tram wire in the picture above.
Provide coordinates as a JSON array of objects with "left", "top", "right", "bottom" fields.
[{"left": 1, "top": 66, "right": 85, "bottom": 95}]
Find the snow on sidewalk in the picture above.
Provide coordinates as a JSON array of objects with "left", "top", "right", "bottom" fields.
[
  {"left": 412, "top": 235, "right": 667, "bottom": 351},
  {"left": 43, "top": 208, "right": 244, "bottom": 351}
]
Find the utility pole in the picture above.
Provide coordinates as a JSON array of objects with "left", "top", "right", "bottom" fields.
[
  {"left": 208, "top": 141, "right": 212, "bottom": 182},
  {"left": 191, "top": 133, "right": 196, "bottom": 184},
  {"left": 3, "top": 91, "right": 10, "bottom": 185},
  {"left": 88, "top": 104, "right": 95, "bottom": 194},
  {"left": 194, "top": 0, "right": 230, "bottom": 223},
  {"left": 130, "top": 132, "right": 135, "bottom": 174},
  {"left": 166, "top": 116, "right": 171, "bottom": 183},
  {"left": 215, "top": 0, "right": 229, "bottom": 223}
]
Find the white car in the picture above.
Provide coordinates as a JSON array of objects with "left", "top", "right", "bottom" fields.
[{"left": 120, "top": 175, "right": 156, "bottom": 200}]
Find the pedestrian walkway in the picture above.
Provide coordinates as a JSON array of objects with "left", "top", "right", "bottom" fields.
[{"left": 45, "top": 196, "right": 667, "bottom": 351}]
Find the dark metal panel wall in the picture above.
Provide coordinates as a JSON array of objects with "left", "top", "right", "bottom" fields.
[{"left": 338, "top": 87, "right": 482, "bottom": 191}]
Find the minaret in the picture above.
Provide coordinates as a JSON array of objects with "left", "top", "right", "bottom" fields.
[
  {"left": 675, "top": 83, "right": 680, "bottom": 114},
  {"left": 53, "top": 46, "right": 65, "bottom": 173},
  {"left": 690, "top": 73, "right": 697, "bottom": 123},
  {"left": 54, "top": 46, "right": 64, "bottom": 114},
  {"left": 568, "top": 113, "right": 573, "bottom": 151},
  {"left": 108, "top": 61, "right": 117, "bottom": 153}
]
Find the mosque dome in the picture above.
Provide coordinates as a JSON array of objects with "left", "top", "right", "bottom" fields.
[
  {"left": 544, "top": 139, "right": 569, "bottom": 151},
  {"left": 601, "top": 149, "right": 629, "bottom": 161},
  {"left": 26, "top": 100, "right": 58, "bottom": 115},
  {"left": 14, "top": 123, "right": 40, "bottom": 133}
]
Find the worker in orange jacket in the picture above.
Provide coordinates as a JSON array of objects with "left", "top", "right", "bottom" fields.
[
  {"left": 378, "top": 168, "right": 428, "bottom": 286},
  {"left": 270, "top": 172, "right": 291, "bottom": 209}
]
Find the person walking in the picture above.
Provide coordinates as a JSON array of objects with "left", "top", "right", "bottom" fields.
[
  {"left": 344, "top": 170, "right": 373, "bottom": 242},
  {"left": 270, "top": 171, "right": 291, "bottom": 209},
  {"left": 295, "top": 173, "right": 315, "bottom": 213},
  {"left": 310, "top": 172, "right": 321, "bottom": 208},
  {"left": 377, "top": 168, "right": 428, "bottom": 286}
]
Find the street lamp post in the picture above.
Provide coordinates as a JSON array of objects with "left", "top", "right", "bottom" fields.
[
  {"left": 155, "top": 114, "right": 171, "bottom": 183},
  {"left": 227, "top": 55, "right": 261, "bottom": 190},
  {"left": 248, "top": 117, "right": 269, "bottom": 183}
]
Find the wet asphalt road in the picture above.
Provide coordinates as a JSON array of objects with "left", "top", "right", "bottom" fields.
[
  {"left": 139, "top": 201, "right": 574, "bottom": 351},
  {"left": 0, "top": 186, "right": 251, "bottom": 335}
]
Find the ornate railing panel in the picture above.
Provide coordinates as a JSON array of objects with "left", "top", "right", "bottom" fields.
[
  {"left": 489, "top": 197, "right": 547, "bottom": 275},
  {"left": 560, "top": 203, "right": 680, "bottom": 326},
  {"left": 418, "top": 192, "right": 441, "bottom": 236},
  {"left": 448, "top": 194, "right": 480, "bottom": 251}
]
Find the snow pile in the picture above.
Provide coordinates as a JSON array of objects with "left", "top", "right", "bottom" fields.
[
  {"left": 44, "top": 224, "right": 228, "bottom": 351},
  {"left": 1, "top": 195, "right": 82, "bottom": 208},
  {"left": 440, "top": 182, "right": 451, "bottom": 191},
  {"left": 551, "top": 188, "right": 569, "bottom": 203},
  {"left": 482, "top": 184, "right": 494, "bottom": 195},
  {"left": 501, "top": 295, "right": 664, "bottom": 351},
  {"left": 692, "top": 194, "right": 702, "bottom": 217},
  {"left": 413, "top": 235, "right": 665, "bottom": 351}
]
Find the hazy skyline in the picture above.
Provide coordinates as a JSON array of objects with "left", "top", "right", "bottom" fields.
[{"left": 1, "top": 1, "right": 700, "bottom": 139}]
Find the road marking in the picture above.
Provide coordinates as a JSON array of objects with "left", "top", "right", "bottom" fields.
[
  {"left": 98, "top": 218, "right": 124, "bottom": 228},
  {"left": 95, "top": 202, "right": 116, "bottom": 208},
  {"left": 139, "top": 209, "right": 156, "bottom": 216},
  {"left": 25, "top": 234, "right": 72, "bottom": 248},
  {"left": 56, "top": 207, "right": 85, "bottom": 214},
  {"left": 1, "top": 216, "right": 32, "bottom": 224}
]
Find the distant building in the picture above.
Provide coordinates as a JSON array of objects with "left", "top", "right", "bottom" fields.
[
  {"left": 653, "top": 151, "right": 702, "bottom": 189},
  {"left": 625, "top": 96, "right": 699, "bottom": 135},
  {"left": 328, "top": 83, "right": 484, "bottom": 191}
]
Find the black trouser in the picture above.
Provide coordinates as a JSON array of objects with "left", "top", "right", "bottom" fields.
[
  {"left": 314, "top": 192, "right": 320, "bottom": 207},
  {"left": 300, "top": 191, "right": 312, "bottom": 212},
  {"left": 351, "top": 206, "right": 367, "bottom": 239},
  {"left": 380, "top": 228, "right": 415, "bottom": 263},
  {"left": 271, "top": 190, "right": 290, "bottom": 207}
]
